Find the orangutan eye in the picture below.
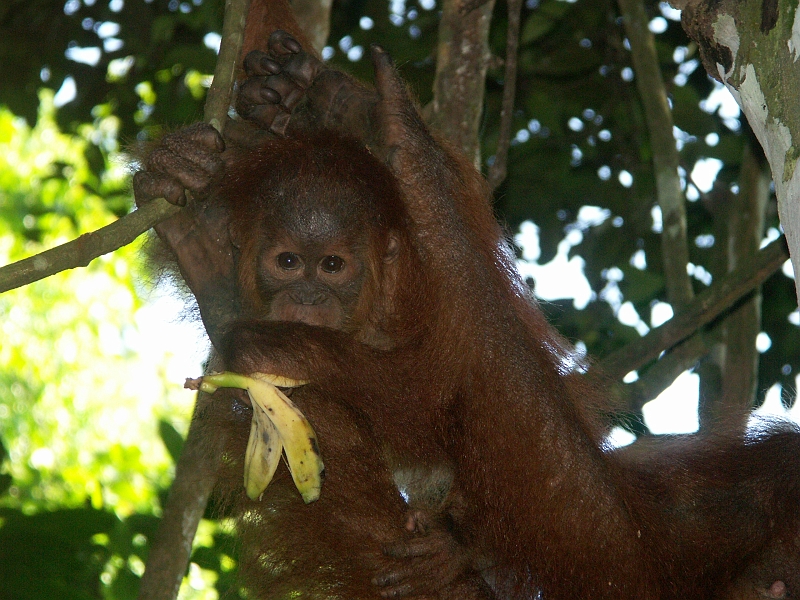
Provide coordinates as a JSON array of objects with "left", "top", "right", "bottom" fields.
[
  {"left": 277, "top": 252, "right": 302, "bottom": 271},
  {"left": 320, "top": 255, "right": 345, "bottom": 274}
]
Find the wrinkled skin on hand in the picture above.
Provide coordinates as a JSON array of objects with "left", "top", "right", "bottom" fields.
[
  {"left": 236, "top": 30, "right": 384, "bottom": 152},
  {"left": 374, "top": 505, "right": 489, "bottom": 599},
  {"left": 133, "top": 123, "right": 239, "bottom": 345},
  {"left": 133, "top": 123, "right": 226, "bottom": 207},
  {"left": 236, "top": 32, "right": 320, "bottom": 137}
]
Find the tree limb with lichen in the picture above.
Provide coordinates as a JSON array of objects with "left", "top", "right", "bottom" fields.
[{"left": 670, "top": 0, "right": 800, "bottom": 305}]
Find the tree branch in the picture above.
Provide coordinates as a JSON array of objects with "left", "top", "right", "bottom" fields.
[
  {"left": 620, "top": 331, "right": 716, "bottom": 413},
  {"left": 203, "top": 0, "right": 252, "bottom": 130},
  {"left": 487, "top": 0, "right": 523, "bottom": 191},
  {"left": 697, "top": 140, "right": 770, "bottom": 429},
  {"left": 0, "top": 199, "right": 179, "bottom": 294},
  {"left": 137, "top": 389, "right": 226, "bottom": 600},
  {"left": 618, "top": 0, "right": 694, "bottom": 308},
  {"left": 425, "top": 0, "right": 497, "bottom": 162},
  {"left": 594, "top": 236, "right": 788, "bottom": 383},
  {"left": 135, "top": 1, "right": 252, "bottom": 598},
  {"left": 0, "top": 0, "right": 251, "bottom": 295},
  {"left": 609, "top": 168, "right": 768, "bottom": 416}
]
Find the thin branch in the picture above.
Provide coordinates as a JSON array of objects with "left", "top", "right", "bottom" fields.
[
  {"left": 594, "top": 236, "right": 789, "bottom": 383},
  {"left": 203, "top": 0, "right": 252, "bottom": 129},
  {"left": 0, "top": 0, "right": 251, "bottom": 295},
  {"left": 618, "top": 0, "right": 694, "bottom": 308},
  {"left": 0, "top": 199, "right": 179, "bottom": 294},
  {"left": 609, "top": 331, "right": 715, "bottom": 414},
  {"left": 137, "top": 389, "right": 226, "bottom": 600},
  {"left": 136, "top": 1, "right": 252, "bottom": 599},
  {"left": 487, "top": 0, "right": 523, "bottom": 191}
]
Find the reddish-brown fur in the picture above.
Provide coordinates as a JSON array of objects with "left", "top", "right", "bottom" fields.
[
  {"left": 217, "top": 46, "right": 662, "bottom": 598},
  {"left": 135, "top": 122, "right": 494, "bottom": 597},
  {"left": 219, "top": 133, "right": 410, "bottom": 337},
  {"left": 218, "top": 27, "right": 800, "bottom": 600},
  {"left": 210, "top": 132, "right": 494, "bottom": 598},
  {"left": 133, "top": 1, "right": 800, "bottom": 596},
  {"left": 206, "top": 324, "right": 490, "bottom": 599},
  {"left": 613, "top": 429, "right": 800, "bottom": 598}
]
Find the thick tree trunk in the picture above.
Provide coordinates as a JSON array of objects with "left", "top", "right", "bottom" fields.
[{"left": 671, "top": 0, "right": 800, "bottom": 305}]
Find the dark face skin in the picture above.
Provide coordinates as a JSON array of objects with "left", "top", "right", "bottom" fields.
[{"left": 253, "top": 203, "right": 371, "bottom": 329}]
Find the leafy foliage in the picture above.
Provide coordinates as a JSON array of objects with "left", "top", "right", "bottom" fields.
[
  {"left": 0, "top": 95, "right": 215, "bottom": 597},
  {"left": 0, "top": 96, "right": 187, "bottom": 513}
]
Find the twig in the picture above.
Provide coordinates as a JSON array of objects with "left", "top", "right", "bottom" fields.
[
  {"left": 0, "top": 199, "right": 179, "bottom": 294},
  {"left": 486, "top": 0, "right": 522, "bottom": 192},
  {"left": 0, "top": 0, "right": 251, "bottom": 295},
  {"left": 594, "top": 236, "right": 789, "bottom": 382},
  {"left": 487, "top": 0, "right": 523, "bottom": 191}
]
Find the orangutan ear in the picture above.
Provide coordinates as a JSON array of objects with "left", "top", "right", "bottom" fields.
[{"left": 384, "top": 233, "right": 400, "bottom": 264}]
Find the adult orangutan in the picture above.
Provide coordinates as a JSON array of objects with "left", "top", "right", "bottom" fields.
[
  {"left": 157, "top": 30, "right": 662, "bottom": 598},
  {"left": 134, "top": 17, "right": 800, "bottom": 600},
  {"left": 228, "top": 30, "right": 800, "bottom": 599}
]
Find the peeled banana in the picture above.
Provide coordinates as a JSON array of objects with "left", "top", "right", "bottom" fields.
[{"left": 186, "top": 372, "right": 324, "bottom": 503}]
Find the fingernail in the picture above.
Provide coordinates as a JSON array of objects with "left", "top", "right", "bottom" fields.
[
  {"left": 261, "top": 88, "right": 281, "bottom": 104},
  {"left": 284, "top": 37, "right": 302, "bottom": 53},
  {"left": 262, "top": 57, "right": 281, "bottom": 74}
]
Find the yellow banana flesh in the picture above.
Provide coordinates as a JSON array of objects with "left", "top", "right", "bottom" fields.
[
  {"left": 196, "top": 372, "right": 324, "bottom": 503},
  {"left": 244, "top": 399, "right": 282, "bottom": 500}
]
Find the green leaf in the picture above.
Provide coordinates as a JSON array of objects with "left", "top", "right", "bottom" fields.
[{"left": 521, "top": 0, "right": 572, "bottom": 45}]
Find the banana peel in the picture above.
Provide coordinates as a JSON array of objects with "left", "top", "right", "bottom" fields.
[{"left": 186, "top": 372, "right": 324, "bottom": 503}]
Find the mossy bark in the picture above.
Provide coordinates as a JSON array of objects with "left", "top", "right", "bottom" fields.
[{"left": 674, "top": 0, "right": 800, "bottom": 304}]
